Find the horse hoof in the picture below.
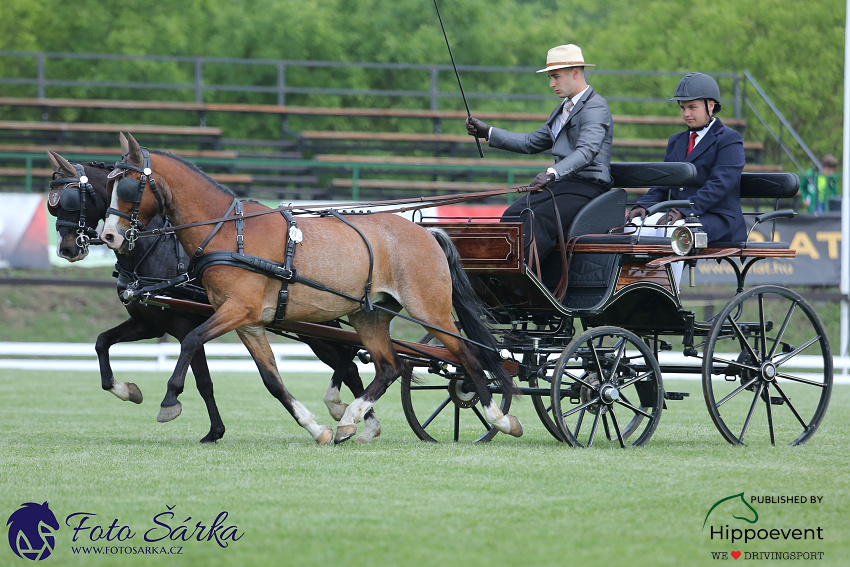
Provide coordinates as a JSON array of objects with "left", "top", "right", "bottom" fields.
[
  {"left": 200, "top": 428, "right": 225, "bottom": 444},
  {"left": 126, "top": 383, "right": 143, "bottom": 404},
  {"left": 334, "top": 424, "right": 357, "bottom": 444},
  {"left": 157, "top": 402, "right": 182, "bottom": 423},
  {"left": 315, "top": 426, "right": 334, "bottom": 446},
  {"left": 507, "top": 415, "right": 523, "bottom": 437},
  {"left": 357, "top": 420, "right": 382, "bottom": 443}
]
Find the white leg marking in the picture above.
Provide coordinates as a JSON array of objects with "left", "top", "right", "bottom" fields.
[
  {"left": 338, "top": 398, "right": 373, "bottom": 428},
  {"left": 322, "top": 385, "right": 348, "bottom": 421},
  {"left": 292, "top": 401, "right": 327, "bottom": 440},
  {"left": 356, "top": 415, "right": 382, "bottom": 443},
  {"left": 110, "top": 382, "right": 131, "bottom": 401},
  {"left": 483, "top": 401, "right": 512, "bottom": 434}
]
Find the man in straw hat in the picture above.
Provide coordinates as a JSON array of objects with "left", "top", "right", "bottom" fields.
[{"left": 467, "top": 44, "right": 613, "bottom": 286}]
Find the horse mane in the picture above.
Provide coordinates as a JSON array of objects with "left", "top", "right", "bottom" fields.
[{"left": 148, "top": 148, "right": 237, "bottom": 199}]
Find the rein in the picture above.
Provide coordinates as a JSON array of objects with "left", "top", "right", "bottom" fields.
[{"left": 131, "top": 184, "right": 536, "bottom": 240}]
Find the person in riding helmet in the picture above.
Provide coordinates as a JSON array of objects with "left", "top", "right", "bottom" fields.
[{"left": 627, "top": 72, "right": 746, "bottom": 287}]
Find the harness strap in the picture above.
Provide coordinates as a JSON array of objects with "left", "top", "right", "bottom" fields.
[
  {"left": 193, "top": 199, "right": 240, "bottom": 258},
  {"left": 273, "top": 210, "right": 299, "bottom": 324},
  {"left": 327, "top": 209, "right": 375, "bottom": 312}
]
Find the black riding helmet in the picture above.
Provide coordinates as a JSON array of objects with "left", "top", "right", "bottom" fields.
[{"left": 671, "top": 72, "right": 722, "bottom": 123}]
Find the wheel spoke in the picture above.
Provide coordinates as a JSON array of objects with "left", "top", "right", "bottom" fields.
[
  {"left": 773, "top": 335, "right": 821, "bottom": 366},
  {"left": 758, "top": 293, "right": 767, "bottom": 357},
  {"left": 765, "top": 384, "right": 776, "bottom": 445},
  {"left": 421, "top": 396, "right": 451, "bottom": 429},
  {"left": 602, "top": 413, "right": 612, "bottom": 440},
  {"left": 453, "top": 404, "right": 460, "bottom": 442},
  {"left": 614, "top": 397, "right": 653, "bottom": 419},
  {"left": 708, "top": 349, "right": 760, "bottom": 373},
  {"left": 471, "top": 404, "right": 492, "bottom": 430},
  {"left": 587, "top": 409, "right": 601, "bottom": 447},
  {"left": 771, "top": 381, "right": 810, "bottom": 430},
  {"left": 409, "top": 384, "right": 452, "bottom": 391},
  {"left": 727, "top": 313, "right": 761, "bottom": 364},
  {"left": 562, "top": 395, "right": 601, "bottom": 418},
  {"left": 767, "top": 299, "right": 797, "bottom": 359},
  {"left": 574, "top": 408, "right": 586, "bottom": 439},
  {"left": 559, "top": 369, "right": 597, "bottom": 392},
  {"left": 775, "top": 372, "right": 827, "bottom": 388},
  {"left": 716, "top": 376, "right": 760, "bottom": 408},
  {"left": 609, "top": 407, "right": 626, "bottom": 448},
  {"left": 738, "top": 381, "right": 764, "bottom": 443},
  {"left": 588, "top": 340, "right": 607, "bottom": 381},
  {"left": 619, "top": 371, "right": 655, "bottom": 390}
]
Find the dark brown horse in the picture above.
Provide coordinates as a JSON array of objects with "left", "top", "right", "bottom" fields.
[
  {"left": 47, "top": 150, "right": 380, "bottom": 443},
  {"left": 101, "top": 133, "right": 521, "bottom": 444}
]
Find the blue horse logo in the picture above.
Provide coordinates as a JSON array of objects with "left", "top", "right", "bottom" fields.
[
  {"left": 7, "top": 502, "right": 60, "bottom": 561},
  {"left": 703, "top": 492, "right": 759, "bottom": 529}
]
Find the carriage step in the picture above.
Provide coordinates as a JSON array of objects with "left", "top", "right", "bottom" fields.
[
  {"left": 770, "top": 396, "right": 785, "bottom": 405},
  {"left": 664, "top": 391, "right": 690, "bottom": 401}
]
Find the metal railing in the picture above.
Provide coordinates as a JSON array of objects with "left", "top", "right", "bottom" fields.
[{"left": 0, "top": 50, "right": 816, "bottom": 170}]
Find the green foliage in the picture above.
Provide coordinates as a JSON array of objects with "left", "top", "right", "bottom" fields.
[{"left": 0, "top": 0, "right": 844, "bottom": 162}]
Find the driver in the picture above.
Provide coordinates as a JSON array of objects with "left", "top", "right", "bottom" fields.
[{"left": 626, "top": 72, "right": 746, "bottom": 287}]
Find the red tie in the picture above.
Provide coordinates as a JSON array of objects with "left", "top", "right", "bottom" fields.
[{"left": 686, "top": 131, "right": 698, "bottom": 156}]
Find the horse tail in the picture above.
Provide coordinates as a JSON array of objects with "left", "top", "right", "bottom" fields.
[{"left": 427, "top": 227, "right": 516, "bottom": 395}]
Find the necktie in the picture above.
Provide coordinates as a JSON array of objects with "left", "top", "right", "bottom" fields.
[
  {"left": 553, "top": 99, "right": 573, "bottom": 138},
  {"left": 686, "top": 131, "right": 698, "bottom": 156}
]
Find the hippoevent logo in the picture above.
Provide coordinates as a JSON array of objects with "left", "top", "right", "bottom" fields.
[
  {"left": 704, "top": 492, "right": 826, "bottom": 561},
  {"left": 7, "top": 502, "right": 60, "bottom": 561},
  {"left": 6, "top": 503, "right": 244, "bottom": 560}
]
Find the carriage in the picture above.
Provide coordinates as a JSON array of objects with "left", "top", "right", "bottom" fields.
[{"left": 49, "top": 139, "right": 832, "bottom": 448}]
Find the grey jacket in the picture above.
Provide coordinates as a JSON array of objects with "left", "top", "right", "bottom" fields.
[{"left": 488, "top": 86, "right": 613, "bottom": 186}]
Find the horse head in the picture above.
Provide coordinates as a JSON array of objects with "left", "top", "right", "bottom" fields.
[
  {"left": 46, "top": 151, "right": 111, "bottom": 261},
  {"left": 101, "top": 132, "right": 170, "bottom": 252},
  {"left": 6, "top": 502, "right": 60, "bottom": 561}
]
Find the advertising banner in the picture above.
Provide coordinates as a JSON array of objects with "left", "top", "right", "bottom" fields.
[{"left": 0, "top": 194, "right": 50, "bottom": 269}]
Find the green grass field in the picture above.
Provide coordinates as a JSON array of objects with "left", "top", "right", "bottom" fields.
[{"left": 1, "top": 368, "right": 847, "bottom": 567}]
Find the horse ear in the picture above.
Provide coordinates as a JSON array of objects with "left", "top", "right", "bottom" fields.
[
  {"left": 119, "top": 132, "right": 129, "bottom": 154},
  {"left": 52, "top": 152, "right": 78, "bottom": 177},
  {"left": 125, "top": 132, "right": 144, "bottom": 167},
  {"left": 46, "top": 151, "right": 60, "bottom": 171}
]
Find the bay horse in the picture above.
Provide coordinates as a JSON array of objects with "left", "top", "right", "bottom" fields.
[
  {"left": 101, "top": 133, "right": 521, "bottom": 444},
  {"left": 47, "top": 149, "right": 380, "bottom": 443}
]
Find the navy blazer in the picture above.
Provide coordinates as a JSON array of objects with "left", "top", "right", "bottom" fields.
[{"left": 637, "top": 118, "right": 746, "bottom": 242}]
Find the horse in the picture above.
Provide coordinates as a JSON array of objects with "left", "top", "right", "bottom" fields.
[
  {"left": 100, "top": 133, "right": 522, "bottom": 444},
  {"left": 47, "top": 149, "right": 380, "bottom": 443}
]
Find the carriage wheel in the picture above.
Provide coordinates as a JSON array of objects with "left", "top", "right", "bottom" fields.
[
  {"left": 550, "top": 326, "right": 663, "bottom": 448},
  {"left": 528, "top": 354, "right": 568, "bottom": 442},
  {"left": 701, "top": 285, "right": 832, "bottom": 446},
  {"left": 400, "top": 333, "right": 512, "bottom": 443}
]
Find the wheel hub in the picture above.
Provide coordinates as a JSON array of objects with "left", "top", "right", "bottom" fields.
[
  {"left": 600, "top": 384, "right": 620, "bottom": 404},
  {"left": 760, "top": 361, "right": 777, "bottom": 382},
  {"left": 448, "top": 377, "right": 479, "bottom": 408}
]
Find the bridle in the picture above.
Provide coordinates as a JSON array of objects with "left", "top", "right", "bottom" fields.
[
  {"left": 106, "top": 147, "right": 166, "bottom": 250},
  {"left": 48, "top": 163, "right": 103, "bottom": 255}
]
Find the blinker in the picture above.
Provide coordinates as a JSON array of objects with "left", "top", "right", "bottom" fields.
[
  {"left": 58, "top": 185, "right": 83, "bottom": 211},
  {"left": 116, "top": 176, "right": 143, "bottom": 203}
]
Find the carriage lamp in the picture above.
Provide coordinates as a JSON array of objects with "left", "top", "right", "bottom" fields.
[{"left": 670, "top": 216, "right": 707, "bottom": 256}]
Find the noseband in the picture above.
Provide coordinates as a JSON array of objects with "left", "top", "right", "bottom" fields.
[
  {"left": 107, "top": 147, "right": 165, "bottom": 250},
  {"left": 48, "top": 163, "right": 102, "bottom": 254}
]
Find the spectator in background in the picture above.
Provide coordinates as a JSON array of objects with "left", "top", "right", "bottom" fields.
[{"left": 800, "top": 154, "right": 841, "bottom": 213}]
